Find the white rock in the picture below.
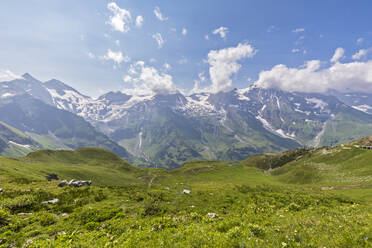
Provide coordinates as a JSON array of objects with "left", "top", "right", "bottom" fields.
[
  {"left": 207, "top": 213, "right": 218, "bottom": 218},
  {"left": 183, "top": 189, "right": 191, "bottom": 194},
  {"left": 42, "top": 198, "right": 59, "bottom": 204}
]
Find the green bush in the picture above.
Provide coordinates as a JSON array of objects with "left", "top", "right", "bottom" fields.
[
  {"left": 1, "top": 194, "right": 37, "bottom": 212},
  {"left": 75, "top": 208, "right": 122, "bottom": 224},
  {"left": 39, "top": 213, "right": 57, "bottom": 226}
]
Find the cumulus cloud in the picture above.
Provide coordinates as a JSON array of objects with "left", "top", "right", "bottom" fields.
[
  {"left": 191, "top": 72, "right": 207, "bottom": 93},
  {"left": 0, "top": 70, "right": 23, "bottom": 82},
  {"left": 103, "top": 49, "right": 129, "bottom": 65},
  {"left": 135, "top": 15, "right": 143, "bottom": 27},
  {"left": 352, "top": 48, "right": 371, "bottom": 60},
  {"left": 196, "top": 43, "right": 257, "bottom": 93},
  {"left": 204, "top": 34, "right": 209, "bottom": 40},
  {"left": 152, "top": 33, "right": 165, "bottom": 48},
  {"left": 254, "top": 59, "right": 372, "bottom": 93},
  {"left": 154, "top": 6, "right": 168, "bottom": 21},
  {"left": 182, "top": 28, "right": 187, "bottom": 36},
  {"left": 330, "top": 47, "right": 345, "bottom": 63},
  {"left": 212, "top": 27, "right": 229, "bottom": 39},
  {"left": 123, "top": 61, "right": 177, "bottom": 95},
  {"left": 292, "top": 48, "right": 300, "bottom": 53},
  {"left": 292, "top": 27, "right": 305, "bottom": 33},
  {"left": 107, "top": 2, "right": 132, "bottom": 33}
]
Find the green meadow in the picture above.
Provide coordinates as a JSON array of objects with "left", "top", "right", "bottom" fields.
[{"left": 1, "top": 142, "right": 372, "bottom": 247}]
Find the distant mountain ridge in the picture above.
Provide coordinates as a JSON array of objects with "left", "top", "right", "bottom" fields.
[
  {"left": 0, "top": 74, "right": 132, "bottom": 160},
  {"left": 1, "top": 73, "right": 371, "bottom": 168}
]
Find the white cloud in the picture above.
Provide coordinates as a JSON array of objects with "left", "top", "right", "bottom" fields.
[
  {"left": 103, "top": 49, "right": 129, "bottom": 65},
  {"left": 352, "top": 48, "right": 371, "bottom": 60},
  {"left": 292, "top": 28, "right": 305, "bottom": 33},
  {"left": 87, "top": 52, "right": 95, "bottom": 59},
  {"left": 357, "top": 37, "right": 364, "bottom": 45},
  {"left": 154, "top": 6, "right": 168, "bottom": 21},
  {"left": 0, "top": 70, "right": 22, "bottom": 82},
  {"left": 254, "top": 59, "right": 372, "bottom": 93},
  {"left": 135, "top": 15, "right": 143, "bottom": 27},
  {"left": 191, "top": 72, "right": 207, "bottom": 93},
  {"left": 212, "top": 27, "right": 229, "bottom": 39},
  {"left": 107, "top": 2, "right": 132, "bottom": 33},
  {"left": 152, "top": 33, "right": 164, "bottom": 48},
  {"left": 292, "top": 48, "right": 307, "bottom": 54},
  {"left": 330, "top": 47, "right": 345, "bottom": 63},
  {"left": 182, "top": 28, "right": 187, "bottom": 36},
  {"left": 124, "top": 61, "right": 177, "bottom": 95},
  {"left": 163, "top": 63, "right": 171, "bottom": 71},
  {"left": 199, "top": 43, "right": 257, "bottom": 93},
  {"left": 115, "top": 40, "right": 120, "bottom": 46},
  {"left": 205, "top": 34, "right": 209, "bottom": 40}
]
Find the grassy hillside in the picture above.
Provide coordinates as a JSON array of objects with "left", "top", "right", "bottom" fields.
[
  {"left": 271, "top": 145, "right": 372, "bottom": 186},
  {"left": 1, "top": 145, "right": 372, "bottom": 247},
  {"left": 0, "top": 121, "right": 42, "bottom": 157}
]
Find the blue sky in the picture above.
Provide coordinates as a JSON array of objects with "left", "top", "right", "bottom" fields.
[{"left": 0, "top": 0, "right": 371, "bottom": 96}]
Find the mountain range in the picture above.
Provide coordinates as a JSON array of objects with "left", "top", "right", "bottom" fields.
[{"left": 0, "top": 73, "right": 371, "bottom": 168}]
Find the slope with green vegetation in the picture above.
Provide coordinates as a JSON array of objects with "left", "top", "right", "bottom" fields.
[
  {"left": 0, "top": 141, "right": 372, "bottom": 247},
  {"left": 0, "top": 121, "right": 42, "bottom": 157}
]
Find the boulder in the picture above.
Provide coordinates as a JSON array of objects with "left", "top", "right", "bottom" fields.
[
  {"left": 58, "top": 180, "right": 67, "bottom": 187},
  {"left": 42, "top": 198, "right": 59, "bottom": 205},
  {"left": 0, "top": 188, "right": 3, "bottom": 193},
  {"left": 207, "top": 213, "right": 218, "bottom": 218},
  {"left": 68, "top": 179, "right": 91, "bottom": 187},
  {"left": 183, "top": 189, "right": 191, "bottom": 194},
  {"left": 46, "top": 174, "right": 59, "bottom": 181}
]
